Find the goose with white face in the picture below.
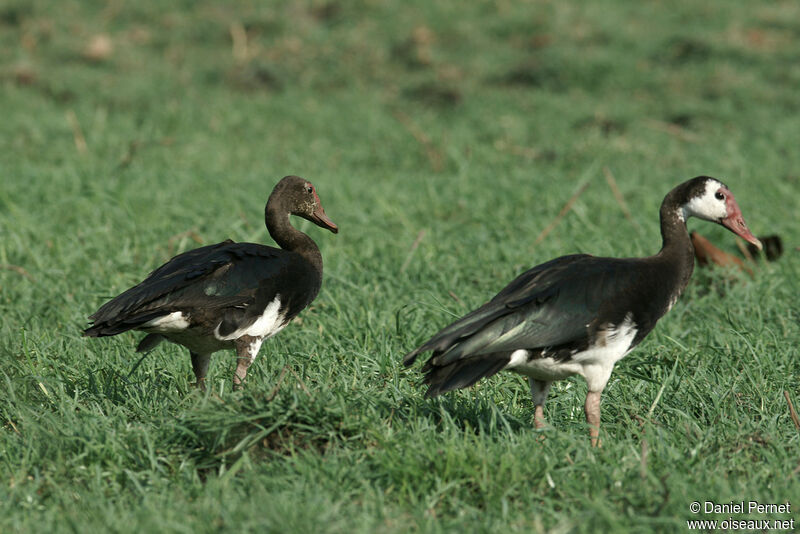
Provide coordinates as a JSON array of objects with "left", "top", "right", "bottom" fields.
[{"left": 682, "top": 178, "right": 762, "bottom": 249}]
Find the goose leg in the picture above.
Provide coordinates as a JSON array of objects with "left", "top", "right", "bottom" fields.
[
  {"left": 528, "top": 378, "right": 552, "bottom": 430},
  {"left": 137, "top": 333, "right": 164, "bottom": 353},
  {"left": 233, "top": 335, "right": 263, "bottom": 390},
  {"left": 585, "top": 390, "right": 602, "bottom": 447},
  {"left": 190, "top": 352, "right": 211, "bottom": 390}
]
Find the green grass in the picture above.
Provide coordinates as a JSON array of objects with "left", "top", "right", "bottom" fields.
[{"left": 1, "top": 0, "right": 799, "bottom": 531}]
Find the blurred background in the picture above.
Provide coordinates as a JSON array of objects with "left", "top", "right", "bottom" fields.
[{"left": 3, "top": 0, "right": 797, "bottom": 290}]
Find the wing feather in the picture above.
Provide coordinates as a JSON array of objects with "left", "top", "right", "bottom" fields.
[
  {"left": 84, "top": 241, "right": 293, "bottom": 336},
  {"left": 406, "top": 254, "right": 646, "bottom": 367}
]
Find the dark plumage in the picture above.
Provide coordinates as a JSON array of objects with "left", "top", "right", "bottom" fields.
[
  {"left": 404, "top": 176, "right": 761, "bottom": 446},
  {"left": 85, "top": 175, "right": 338, "bottom": 389}
]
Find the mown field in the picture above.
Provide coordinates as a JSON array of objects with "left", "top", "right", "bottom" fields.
[{"left": 1, "top": 1, "right": 798, "bottom": 532}]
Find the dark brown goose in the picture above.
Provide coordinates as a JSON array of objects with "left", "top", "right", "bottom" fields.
[
  {"left": 84, "top": 175, "right": 337, "bottom": 389},
  {"left": 404, "top": 176, "right": 760, "bottom": 446}
]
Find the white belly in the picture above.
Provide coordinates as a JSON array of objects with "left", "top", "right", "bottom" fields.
[
  {"left": 505, "top": 313, "right": 638, "bottom": 391},
  {"left": 139, "top": 296, "right": 287, "bottom": 357},
  {"left": 214, "top": 296, "right": 286, "bottom": 341},
  {"left": 507, "top": 350, "right": 583, "bottom": 381}
]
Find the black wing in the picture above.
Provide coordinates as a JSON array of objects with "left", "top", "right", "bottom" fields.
[
  {"left": 404, "top": 254, "right": 650, "bottom": 370},
  {"left": 84, "top": 241, "right": 304, "bottom": 337}
]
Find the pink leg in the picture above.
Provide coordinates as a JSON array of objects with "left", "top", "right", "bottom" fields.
[
  {"left": 534, "top": 405, "right": 546, "bottom": 430},
  {"left": 585, "top": 390, "right": 602, "bottom": 447},
  {"left": 191, "top": 352, "right": 211, "bottom": 391},
  {"left": 529, "top": 378, "right": 551, "bottom": 433},
  {"left": 232, "top": 336, "right": 262, "bottom": 390},
  {"left": 233, "top": 357, "right": 252, "bottom": 390}
]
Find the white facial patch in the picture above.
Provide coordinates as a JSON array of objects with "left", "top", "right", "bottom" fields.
[
  {"left": 142, "top": 311, "right": 190, "bottom": 332},
  {"left": 682, "top": 179, "right": 728, "bottom": 222}
]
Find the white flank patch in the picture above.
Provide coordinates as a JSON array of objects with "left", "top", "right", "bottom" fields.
[
  {"left": 214, "top": 296, "right": 286, "bottom": 341},
  {"left": 573, "top": 312, "right": 637, "bottom": 391},
  {"left": 574, "top": 313, "right": 637, "bottom": 367},
  {"left": 507, "top": 349, "right": 529, "bottom": 367},
  {"left": 142, "top": 311, "right": 190, "bottom": 332},
  {"left": 510, "top": 313, "right": 638, "bottom": 392},
  {"left": 512, "top": 355, "right": 584, "bottom": 382},
  {"left": 682, "top": 178, "right": 727, "bottom": 222},
  {"left": 509, "top": 349, "right": 578, "bottom": 381}
]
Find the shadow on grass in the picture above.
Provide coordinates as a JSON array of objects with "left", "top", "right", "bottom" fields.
[
  {"left": 49, "top": 350, "right": 532, "bottom": 476},
  {"left": 159, "top": 377, "right": 532, "bottom": 476},
  {"left": 57, "top": 352, "right": 181, "bottom": 409}
]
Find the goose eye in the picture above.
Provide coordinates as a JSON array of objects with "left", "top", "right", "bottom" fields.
[{"left": 714, "top": 192, "right": 724, "bottom": 201}]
